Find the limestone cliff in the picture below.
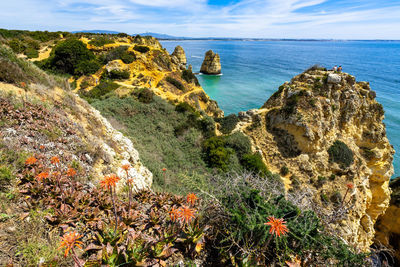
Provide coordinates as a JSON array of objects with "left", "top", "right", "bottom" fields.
[
  {"left": 171, "top": 45, "right": 187, "bottom": 69},
  {"left": 200, "top": 50, "right": 221, "bottom": 75},
  {"left": 77, "top": 37, "right": 223, "bottom": 117},
  {"left": 375, "top": 177, "right": 400, "bottom": 263},
  {"left": 239, "top": 68, "right": 394, "bottom": 252},
  {"left": 0, "top": 62, "right": 152, "bottom": 191}
]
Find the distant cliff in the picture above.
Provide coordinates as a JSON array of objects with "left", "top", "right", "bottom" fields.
[
  {"left": 77, "top": 36, "right": 223, "bottom": 117},
  {"left": 239, "top": 67, "right": 394, "bottom": 252}
]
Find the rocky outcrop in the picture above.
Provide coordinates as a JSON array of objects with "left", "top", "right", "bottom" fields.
[
  {"left": 375, "top": 177, "right": 400, "bottom": 263},
  {"left": 240, "top": 69, "right": 394, "bottom": 252},
  {"left": 171, "top": 45, "right": 187, "bottom": 69},
  {"left": 75, "top": 37, "right": 223, "bottom": 117},
  {"left": 132, "top": 35, "right": 162, "bottom": 49},
  {"left": 200, "top": 50, "right": 221, "bottom": 75},
  {"left": 0, "top": 81, "right": 153, "bottom": 191}
]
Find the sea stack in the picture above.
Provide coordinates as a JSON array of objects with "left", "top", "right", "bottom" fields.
[
  {"left": 171, "top": 45, "right": 187, "bottom": 69},
  {"left": 200, "top": 50, "right": 221, "bottom": 75}
]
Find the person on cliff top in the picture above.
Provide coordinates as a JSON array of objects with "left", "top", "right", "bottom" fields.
[
  {"left": 338, "top": 66, "right": 342, "bottom": 73},
  {"left": 332, "top": 65, "right": 338, "bottom": 72}
]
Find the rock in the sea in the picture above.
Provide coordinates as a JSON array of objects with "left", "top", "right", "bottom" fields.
[
  {"left": 200, "top": 50, "right": 221, "bottom": 75},
  {"left": 171, "top": 46, "right": 187, "bottom": 69}
]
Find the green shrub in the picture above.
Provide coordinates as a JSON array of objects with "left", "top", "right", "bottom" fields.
[
  {"left": 166, "top": 76, "right": 185, "bottom": 91},
  {"left": 137, "top": 88, "right": 154, "bottom": 103},
  {"left": 241, "top": 153, "right": 269, "bottom": 176},
  {"left": 104, "top": 70, "right": 130, "bottom": 80},
  {"left": 24, "top": 47, "right": 38, "bottom": 59},
  {"left": 283, "top": 94, "right": 299, "bottom": 114},
  {"left": 101, "top": 46, "right": 136, "bottom": 64},
  {"left": 280, "top": 165, "right": 289, "bottom": 176},
  {"left": 8, "top": 39, "right": 25, "bottom": 53},
  {"left": 224, "top": 132, "right": 252, "bottom": 158},
  {"left": 174, "top": 123, "right": 189, "bottom": 136},
  {"left": 175, "top": 102, "right": 195, "bottom": 113},
  {"left": 329, "top": 174, "right": 336, "bottom": 181},
  {"left": 89, "top": 36, "right": 114, "bottom": 47},
  {"left": 181, "top": 69, "right": 200, "bottom": 86},
  {"left": 198, "top": 116, "right": 216, "bottom": 138},
  {"left": 133, "top": 45, "right": 150, "bottom": 53},
  {"left": 45, "top": 39, "right": 96, "bottom": 75},
  {"left": 202, "top": 136, "right": 232, "bottom": 171},
  {"left": 321, "top": 193, "right": 329, "bottom": 204},
  {"left": 328, "top": 140, "right": 354, "bottom": 167},
  {"left": 215, "top": 114, "right": 239, "bottom": 134},
  {"left": 80, "top": 81, "right": 119, "bottom": 100},
  {"left": 74, "top": 59, "right": 101, "bottom": 76}
]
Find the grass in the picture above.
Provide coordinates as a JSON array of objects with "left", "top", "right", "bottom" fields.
[{"left": 91, "top": 94, "right": 212, "bottom": 194}]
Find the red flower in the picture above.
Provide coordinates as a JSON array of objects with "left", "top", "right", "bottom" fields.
[
  {"left": 162, "top": 168, "right": 167, "bottom": 172},
  {"left": 121, "top": 164, "right": 131, "bottom": 171},
  {"left": 59, "top": 231, "right": 83, "bottom": 258},
  {"left": 186, "top": 193, "right": 198, "bottom": 206},
  {"left": 264, "top": 216, "right": 289, "bottom": 237},
  {"left": 100, "top": 174, "right": 120, "bottom": 190},
  {"left": 50, "top": 156, "right": 60, "bottom": 165},
  {"left": 347, "top": 183, "right": 354, "bottom": 189},
  {"left": 178, "top": 206, "right": 196, "bottom": 224},
  {"left": 66, "top": 168, "right": 77, "bottom": 177},
  {"left": 25, "top": 156, "right": 37, "bottom": 165},
  {"left": 36, "top": 172, "right": 49, "bottom": 181},
  {"left": 169, "top": 207, "right": 179, "bottom": 222}
]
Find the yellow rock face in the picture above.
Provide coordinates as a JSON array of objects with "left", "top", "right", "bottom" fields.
[
  {"left": 240, "top": 69, "right": 394, "bottom": 252},
  {"left": 375, "top": 178, "right": 400, "bottom": 262},
  {"left": 74, "top": 36, "right": 223, "bottom": 117}
]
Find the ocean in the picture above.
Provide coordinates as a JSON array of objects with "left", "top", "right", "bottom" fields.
[{"left": 161, "top": 40, "right": 400, "bottom": 178}]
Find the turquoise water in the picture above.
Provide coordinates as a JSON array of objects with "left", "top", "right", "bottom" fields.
[{"left": 161, "top": 40, "right": 400, "bottom": 178}]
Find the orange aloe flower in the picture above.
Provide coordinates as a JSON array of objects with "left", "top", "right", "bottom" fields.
[
  {"left": 127, "top": 178, "right": 134, "bottom": 185},
  {"left": 186, "top": 193, "right": 198, "bottom": 206},
  {"left": 264, "top": 216, "right": 289, "bottom": 237},
  {"left": 162, "top": 168, "right": 167, "bottom": 172},
  {"left": 50, "top": 156, "right": 60, "bottom": 165},
  {"left": 121, "top": 164, "right": 131, "bottom": 171},
  {"left": 59, "top": 231, "right": 83, "bottom": 258},
  {"left": 25, "top": 156, "right": 37, "bottom": 165},
  {"left": 346, "top": 183, "right": 354, "bottom": 189},
  {"left": 100, "top": 174, "right": 120, "bottom": 190},
  {"left": 66, "top": 168, "right": 77, "bottom": 177},
  {"left": 169, "top": 207, "right": 180, "bottom": 222},
  {"left": 178, "top": 206, "right": 196, "bottom": 224},
  {"left": 36, "top": 172, "right": 49, "bottom": 182}
]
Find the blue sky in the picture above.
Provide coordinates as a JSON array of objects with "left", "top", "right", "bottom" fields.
[{"left": 1, "top": 0, "right": 400, "bottom": 39}]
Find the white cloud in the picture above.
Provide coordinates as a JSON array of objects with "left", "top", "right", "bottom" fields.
[{"left": 0, "top": 0, "right": 399, "bottom": 39}]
